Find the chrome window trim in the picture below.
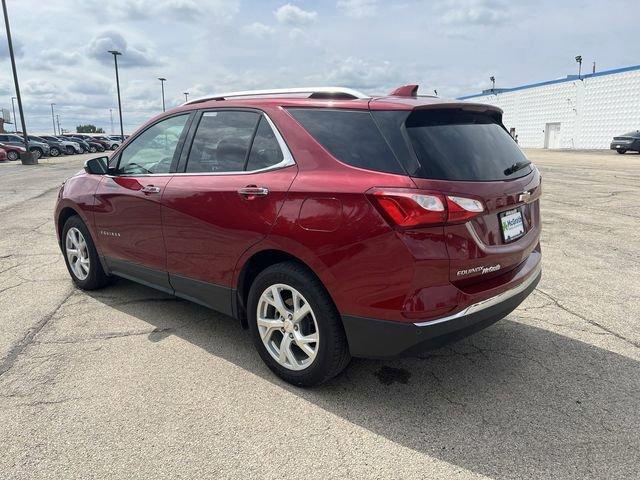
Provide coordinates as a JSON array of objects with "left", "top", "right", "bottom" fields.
[
  {"left": 413, "top": 262, "right": 541, "bottom": 327},
  {"left": 112, "top": 110, "right": 296, "bottom": 177}
]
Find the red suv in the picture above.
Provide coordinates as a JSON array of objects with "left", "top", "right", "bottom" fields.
[{"left": 55, "top": 85, "right": 541, "bottom": 386}]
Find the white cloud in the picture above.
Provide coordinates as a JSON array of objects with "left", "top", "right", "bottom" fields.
[
  {"left": 242, "top": 22, "right": 276, "bottom": 38},
  {"left": 337, "top": 0, "right": 378, "bottom": 18},
  {"left": 0, "top": 35, "right": 25, "bottom": 58},
  {"left": 439, "top": 0, "right": 511, "bottom": 26},
  {"left": 87, "top": 31, "right": 159, "bottom": 67},
  {"left": 274, "top": 4, "right": 318, "bottom": 25},
  {"left": 94, "top": 0, "right": 240, "bottom": 23}
]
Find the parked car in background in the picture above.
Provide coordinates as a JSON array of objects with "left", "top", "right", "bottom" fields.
[
  {"left": 67, "top": 135, "right": 106, "bottom": 153},
  {"left": 42, "top": 136, "right": 81, "bottom": 155},
  {"left": 0, "top": 147, "right": 6, "bottom": 162},
  {"left": 610, "top": 131, "right": 640, "bottom": 154},
  {"left": 62, "top": 135, "right": 93, "bottom": 153},
  {"left": 0, "top": 142, "right": 27, "bottom": 161},
  {"left": 54, "top": 85, "right": 542, "bottom": 386},
  {"left": 29, "top": 135, "right": 65, "bottom": 157},
  {"left": 108, "top": 134, "right": 129, "bottom": 142},
  {"left": 90, "top": 135, "right": 120, "bottom": 150},
  {"left": 54, "top": 136, "right": 83, "bottom": 154},
  {"left": 0, "top": 133, "right": 50, "bottom": 159}
]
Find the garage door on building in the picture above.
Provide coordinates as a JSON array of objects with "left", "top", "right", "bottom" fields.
[{"left": 545, "top": 123, "right": 561, "bottom": 149}]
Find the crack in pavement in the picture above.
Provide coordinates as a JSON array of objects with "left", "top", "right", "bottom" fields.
[
  {"left": 535, "top": 288, "right": 640, "bottom": 349},
  {"left": 0, "top": 288, "right": 75, "bottom": 378}
]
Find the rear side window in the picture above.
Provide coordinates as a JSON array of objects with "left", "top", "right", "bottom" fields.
[
  {"left": 288, "top": 108, "right": 404, "bottom": 175},
  {"left": 246, "top": 117, "right": 284, "bottom": 171},
  {"left": 186, "top": 111, "right": 259, "bottom": 173},
  {"left": 404, "top": 110, "right": 531, "bottom": 181}
]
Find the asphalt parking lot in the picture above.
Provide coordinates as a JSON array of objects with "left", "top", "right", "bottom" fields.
[{"left": 1, "top": 149, "right": 639, "bottom": 479}]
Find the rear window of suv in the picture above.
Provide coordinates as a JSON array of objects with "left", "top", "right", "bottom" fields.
[
  {"left": 402, "top": 109, "right": 531, "bottom": 181},
  {"left": 287, "top": 108, "right": 404, "bottom": 175}
]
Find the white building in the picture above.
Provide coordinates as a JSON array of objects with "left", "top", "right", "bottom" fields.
[{"left": 458, "top": 65, "right": 640, "bottom": 149}]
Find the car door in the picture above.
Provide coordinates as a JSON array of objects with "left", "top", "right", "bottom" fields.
[
  {"left": 161, "top": 110, "right": 297, "bottom": 314},
  {"left": 93, "top": 113, "right": 193, "bottom": 292}
]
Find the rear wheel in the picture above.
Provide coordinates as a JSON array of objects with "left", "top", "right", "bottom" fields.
[
  {"left": 89, "top": 146, "right": 97, "bottom": 153},
  {"left": 61, "top": 215, "right": 110, "bottom": 290},
  {"left": 66, "top": 146, "right": 75, "bottom": 155},
  {"left": 247, "top": 261, "right": 350, "bottom": 387},
  {"left": 111, "top": 144, "right": 119, "bottom": 150},
  {"left": 30, "top": 148, "right": 43, "bottom": 159},
  {"left": 50, "top": 147, "right": 60, "bottom": 157},
  {"left": 617, "top": 149, "right": 627, "bottom": 154}
]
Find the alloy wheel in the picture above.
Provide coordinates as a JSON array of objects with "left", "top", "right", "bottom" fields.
[
  {"left": 65, "top": 227, "right": 90, "bottom": 280},
  {"left": 7, "top": 151, "right": 18, "bottom": 161},
  {"left": 257, "top": 284, "right": 319, "bottom": 371}
]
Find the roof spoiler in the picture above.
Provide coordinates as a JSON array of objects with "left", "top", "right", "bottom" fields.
[{"left": 389, "top": 84, "right": 419, "bottom": 97}]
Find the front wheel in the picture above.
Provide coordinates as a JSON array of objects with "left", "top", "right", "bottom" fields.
[
  {"left": 617, "top": 149, "right": 627, "bottom": 154},
  {"left": 61, "top": 215, "right": 110, "bottom": 290},
  {"left": 30, "top": 148, "right": 43, "bottom": 159},
  {"left": 247, "top": 262, "right": 350, "bottom": 387},
  {"left": 50, "top": 147, "right": 60, "bottom": 157},
  {"left": 66, "top": 146, "right": 75, "bottom": 155},
  {"left": 7, "top": 150, "right": 18, "bottom": 161},
  {"left": 89, "top": 146, "right": 97, "bottom": 153}
]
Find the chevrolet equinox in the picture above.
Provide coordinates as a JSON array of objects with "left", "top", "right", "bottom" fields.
[{"left": 55, "top": 85, "right": 542, "bottom": 386}]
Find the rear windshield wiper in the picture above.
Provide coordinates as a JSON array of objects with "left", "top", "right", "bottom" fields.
[{"left": 504, "top": 161, "right": 531, "bottom": 176}]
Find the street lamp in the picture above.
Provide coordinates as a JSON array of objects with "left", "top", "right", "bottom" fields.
[
  {"left": 158, "top": 77, "right": 166, "bottom": 112},
  {"left": 575, "top": 55, "right": 583, "bottom": 80},
  {"left": 490, "top": 76, "right": 496, "bottom": 93},
  {"left": 2, "top": 0, "right": 34, "bottom": 164},
  {"left": 183, "top": 92, "right": 189, "bottom": 102},
  {"left": 56, "top": 114, "right": 61, "bottom": 135},
  {"left": 11, "top": 96, "right": 17, "bottom": 133},
  {"left": 50, "top": 103, "right": 56, "bottom": 135},
  {"left": 109, "top": 108, "right": 114, "bottom": 134},
  {"left": 108, "top": 50, "right": 125, "bottom": 142}
]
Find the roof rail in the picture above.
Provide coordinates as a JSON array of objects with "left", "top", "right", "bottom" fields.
[{"left": 183, "top": 87, "right": 369, "bottom": 105}]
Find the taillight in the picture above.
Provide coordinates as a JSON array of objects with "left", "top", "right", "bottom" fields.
[{"left": 368, "top": 188, "right": 484, "bottom": 228}]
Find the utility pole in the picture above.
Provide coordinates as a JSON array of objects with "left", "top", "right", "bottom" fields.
[
  {"left": 183, "top": 92, "right": 189, "bottom": 102},
  {"left": 158, "top": 77, "right": 166, "bottom": 112},
  {"left": 108, "top": 50, "right": 125, "bottom": 141},
  {"left": 490, "top": 76, "right": 496, "bottom": 94},
  {"left": 575, "top": 55, "right": 583, "bottom": 80},
  {"left": 2, "top": 0, "right": 35, "bottom": 164},
  {"left": 50, "top": 103, "right": 56, "bottom": 135},
  {"left": 11, "top": 96, "right": 17, "bottom": 133},
  {"left": 56, "top": 114, "right": 61, "bottom": 136},
  {"left": 109, "top": 108, "right": 114, "bottom": 134}
]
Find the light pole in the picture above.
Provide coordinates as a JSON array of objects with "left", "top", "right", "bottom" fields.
[
  {"left": 2, "top": 0, "right": 34, "bottom": 164},
  {"left": 183, "top": 92, "right": 189, "bottom": 102},
  {"left": 50, "top": 103, "right": 56, "bottom": 135},
  {"left": 109, "top": 108, "right": 114, "bottom": 134},
  {"left": 575, "top": 55, "right": 583, "bottom": 80},
  {"left": 158, "top": 77, "right": 166, "bottom": 112},
  {"left": 108, "top": 50, "right": 125, "bottom": 141},
  {"left": 56, "top": 114, "right": 61, "bottom": 135},
  {"left": 11, "top": 96, "right": 17, "bottom": 132},
  {"left": 490, "top": 76, "right": 496, "bottom": 93}
]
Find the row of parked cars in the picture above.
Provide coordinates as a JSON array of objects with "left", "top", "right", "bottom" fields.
[{"left": 0, "top": 133, "right": 127, "bottom": 161}]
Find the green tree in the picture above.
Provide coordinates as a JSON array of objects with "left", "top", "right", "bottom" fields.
[{"left": 76, "top": 124, "right": 105, "bottom": 133}]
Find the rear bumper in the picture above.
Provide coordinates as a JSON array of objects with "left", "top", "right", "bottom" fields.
[{"left": 342, "top": 264, "right": 541, "bottom": 358}]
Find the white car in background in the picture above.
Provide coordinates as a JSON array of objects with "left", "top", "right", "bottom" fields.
[{"left": 49, "top": 136, "right": 83, "bottom": 155}]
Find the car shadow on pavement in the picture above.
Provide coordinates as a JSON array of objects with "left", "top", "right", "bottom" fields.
[{"left": 88, "top": 280, "right": 640, "bottom": 480}]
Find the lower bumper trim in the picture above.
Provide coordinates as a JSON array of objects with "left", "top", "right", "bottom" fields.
[{"left": 341, "top": 269, "right": 541, "bottom": 359}]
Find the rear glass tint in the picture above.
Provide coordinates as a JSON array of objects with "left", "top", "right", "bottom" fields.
[
  {"left": 288, "top": 108, "right": 404, "bottom": 175},
  {"left": 404, "top": 110, "right": 531, "bottom": 181}
]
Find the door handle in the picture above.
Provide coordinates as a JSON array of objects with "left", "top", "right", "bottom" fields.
[
  {"left": 237, "top": 186, "right": 269, "bottom": 197},
  {"left": 141, "top": 185, "right": 161, "bottom": 194}
]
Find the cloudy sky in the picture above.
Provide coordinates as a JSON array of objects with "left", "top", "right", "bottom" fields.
[{"left": 1, "top": 0, "right": 638, "bottom": 133}]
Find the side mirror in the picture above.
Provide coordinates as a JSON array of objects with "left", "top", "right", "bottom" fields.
[{"left": 84, "top": 156, "right": 109, "bottom": 175}]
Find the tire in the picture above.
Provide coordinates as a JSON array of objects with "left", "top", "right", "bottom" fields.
[
  {"left": 617, "top": 149, "right": 626, "bottom": 154},
  {"left": 7, "top": 150, "right": 18, "bottom": 161},
  {"left": 89, "top": 146, "right": 97, "bottom": 153},
  {"left": 66, "top": 146, "right": 75, "bottom": 155},
  {"left": 31, "top": 148, "right": 43, "bottom": 160},
  {"left": 97, "top": 146, "right": 105, "bottom": 152},
  {"left": 247, "top": 261, "right": 350, "bottom": 387},
  {"left": 61, "top": 215, "right": 110, "bottom": 290},
  {"left": 50, "top": 147, "right": 60, "bottom": 157},
  {"left": 111, "top": 144, "right": 119, "bottom": 150}
]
